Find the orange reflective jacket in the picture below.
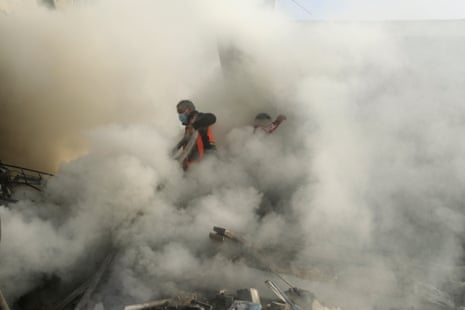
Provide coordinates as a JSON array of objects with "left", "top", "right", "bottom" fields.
[{"left": 184, "top": 126, "right": 216, "bottom": 168}]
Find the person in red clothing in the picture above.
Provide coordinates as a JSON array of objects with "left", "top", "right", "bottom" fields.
[
  {"left": 253, "top": 112, "right": 286, "bottom": 134},
  {"left": 173, "top": 100, "right": 216, "bottom": 170}
]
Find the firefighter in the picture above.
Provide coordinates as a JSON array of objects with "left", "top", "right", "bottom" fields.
[
  {"left": 253, "top": 112, "right": 286, "bottom": 134},
  {"left": 174, "top": 99, "right": 216, "bottom": 170}
]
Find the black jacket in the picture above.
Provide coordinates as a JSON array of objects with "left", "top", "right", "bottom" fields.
[{"left": 187, "top": 111, "right": 216, "bottom": 151}]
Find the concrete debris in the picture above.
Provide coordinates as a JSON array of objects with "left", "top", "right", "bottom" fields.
[
  {"left": 122, "top": 285, "right": 340, "bottom": 310},
  {"left": 264, "top": 280, "right": 299, "bottom": 310},
  {"left": 123, "top": 295, "right": 212, "bottom": 310},
  {"left": 236, "top": 289, "right": 261, "bottom": 305},
  {"left": 7, "top": 220, "right": 459, "bottom": 310}
]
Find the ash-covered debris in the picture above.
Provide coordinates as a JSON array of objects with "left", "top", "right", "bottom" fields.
[
  {"left": 4, "top": 220, "right": 465, "bottom": 310},
  {"left": 0, "top": 161, "right": 53, "bottom": 204},
  {"left": 121, "top": 225, "right": 465, "bottom": 310},
  {"left": 1, "top": 224, "right": 341, "bottom": 310},
  {"left": 208, "top": 227, "right": 465, "bottom": 310},
  {"left": 122, "top": 284, "right": 339, "bottom": 310}
]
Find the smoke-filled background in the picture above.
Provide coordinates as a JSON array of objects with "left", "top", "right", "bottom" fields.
[{"left": 1, "top": 0, "right": 465, "bottom": 309}]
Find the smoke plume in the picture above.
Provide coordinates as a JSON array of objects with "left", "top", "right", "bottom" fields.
[{"left": 1, "top": 1, "right": 465, "bottom": 309}]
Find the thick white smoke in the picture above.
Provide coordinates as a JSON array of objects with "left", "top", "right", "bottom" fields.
[{"left": 1, "top": 1, "right": 465, "bottom": 310}]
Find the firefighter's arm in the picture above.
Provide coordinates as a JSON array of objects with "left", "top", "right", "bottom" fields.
[{"left": 171, "top": 135, "right": 189, "bottom": 156}]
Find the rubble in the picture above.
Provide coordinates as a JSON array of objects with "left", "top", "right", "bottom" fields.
[
  {"left": 11, "top": 224, "right": 341, "bottom": 310},
  {"left": 1, "top": 171, "right": 460, "bottom": 310},
  {"left": 0, "top": 161, "right": 53, "bottom": 204},
  {"left": 121, "top": 283, "right": 339, "bottom": 310}
]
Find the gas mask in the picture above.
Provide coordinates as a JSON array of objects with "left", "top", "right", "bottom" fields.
[{"left": 178, "top": 113, "right": 188, "bottom": 124}]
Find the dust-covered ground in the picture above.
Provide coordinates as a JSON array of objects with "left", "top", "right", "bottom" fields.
[{"left": 1, "top": 1, "right": 465, "bottom": 309}]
